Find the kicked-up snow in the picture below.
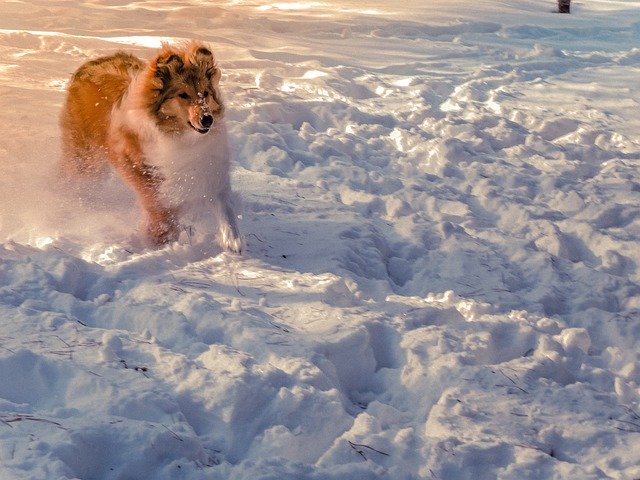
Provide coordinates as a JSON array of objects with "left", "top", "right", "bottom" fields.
[{"left": 1, "top": 0, "right": 640, "bottom": 478}]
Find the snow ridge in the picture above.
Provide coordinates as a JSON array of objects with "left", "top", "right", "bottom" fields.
[{"left": 1, "top": 1, "right": 640, "bottom": 479}]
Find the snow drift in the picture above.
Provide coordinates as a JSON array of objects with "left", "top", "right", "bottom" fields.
[{"left": 1, "top": 0, "right": 640, "bottom": 478}]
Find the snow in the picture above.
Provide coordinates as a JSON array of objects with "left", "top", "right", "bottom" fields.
[{"left": 1, "top": 0, "right": 640, "bottom": 478}]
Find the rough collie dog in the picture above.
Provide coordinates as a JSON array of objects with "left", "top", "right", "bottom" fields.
[{"left": 59, "top": 41, "right": 242, "bottom": 253}]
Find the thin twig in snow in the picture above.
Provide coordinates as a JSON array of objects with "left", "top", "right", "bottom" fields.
[
  {"left": 348, "top": 440, "right": 390, "bottom": 461},
  {"left": 1, "top": 414, "right": 65, "bottom": 429},
  {"left": 495, "top": 383, "right": 529, "bottom": 394},
  {"left": 497, "top": 368, "right": 529, "bottom": 394},
  {"left": 614, "top": 426, "right": 640, "bottom": 433},
  {"left": 514, "top": 443, "right": 551, "bottom": 455},
  {"left": 615, "top": 419, "right": 640, "bottom": 431},
  {"left": 269, "top": 321, "right": 290, "bottom": 333},
  {"left": 622, "top": 405, "right": 640, "bottom": 420},
  {"left": 162, "top": 424, "right": 184, "bottom": 442},
  {"left": 246, "top": 233, "right": 265, "bottom": 243}
]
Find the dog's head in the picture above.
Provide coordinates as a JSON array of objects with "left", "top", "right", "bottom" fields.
[{"left": 143, "top": 41, "right": 224, "bottom": 135}]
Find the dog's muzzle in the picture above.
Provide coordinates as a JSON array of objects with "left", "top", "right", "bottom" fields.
[{"left": 189, "top": 114, "right": 214, "bottom": 134}]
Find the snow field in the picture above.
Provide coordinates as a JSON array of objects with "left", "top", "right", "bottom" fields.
[{"left": 1, "top": 0, "right": 640, "bottom": 478}]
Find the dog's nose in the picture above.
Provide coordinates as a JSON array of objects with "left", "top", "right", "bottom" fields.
[{"left": 201, "top": 114, "right": 213, "bottom": 128}]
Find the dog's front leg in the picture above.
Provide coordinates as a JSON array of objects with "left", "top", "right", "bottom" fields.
[
  {"left": 213, "top": 189, "right": 242, "bottom": 253},
  {"left": 109, "top": 132, "right": 179, "bottom": 245},
  {"left": 145, "top": 203, "right": 179, "bottom": 245},
  {"left": 127, "top": 163, "right": 179, "bottom": 245}
]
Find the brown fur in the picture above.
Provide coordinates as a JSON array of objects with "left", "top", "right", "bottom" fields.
[
  {"left": 60, "top": 52, "right": 145, "bottom": 175},
  {"left": 59, "top": 41, "right": 240, "bottom": 250}
]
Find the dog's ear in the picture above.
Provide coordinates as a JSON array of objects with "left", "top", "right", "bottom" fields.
[
  {"left": 154, "top": 52, "right": 184, "bottom": 82},
  {"left": 194, "top": 46, "right": 213, "bottom": 61},
  {"left": 192, "top": 45, "right": 221, "bottom": 84},
  {"left": 209, "top": 66, "right": 222, "bottom": 84}
]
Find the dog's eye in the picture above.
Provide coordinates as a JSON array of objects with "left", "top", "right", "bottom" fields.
[
  {"left": 178, "top": 92, "right": 190, "bottom": 100},
  {"left": 203, "top": 91, "right": 210, "bottom": 98}
]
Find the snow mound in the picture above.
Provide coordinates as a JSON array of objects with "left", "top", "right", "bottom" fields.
[{"left": 1, "top": 0, "right": 640, "bottom": 478}]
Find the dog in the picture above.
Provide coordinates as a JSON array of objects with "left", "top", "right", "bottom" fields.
[{"left": 59, "top": 41, "right": 242, "bottom": 253}]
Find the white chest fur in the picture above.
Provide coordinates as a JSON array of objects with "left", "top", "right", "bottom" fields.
[{"left": 145, "top": 124, "right": 232, "bottom": 210}]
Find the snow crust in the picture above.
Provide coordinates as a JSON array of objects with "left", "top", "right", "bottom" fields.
[{"left": 1, "top": 0, "right": 640, "bottom": 478}]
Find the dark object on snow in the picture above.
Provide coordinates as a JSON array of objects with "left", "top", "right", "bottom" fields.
[{"left": 558, "top": 0, "right": 570, "bottom": 13}]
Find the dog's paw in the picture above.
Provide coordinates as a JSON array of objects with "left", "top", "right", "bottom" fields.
[
  {"left": 225, "top": 237, "right": 243, "bottom": 254},
  {"left": 219, "top": 224, "right": 243, "bottom": 254}
]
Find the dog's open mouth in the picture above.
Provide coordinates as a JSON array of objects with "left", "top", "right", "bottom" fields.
[{"left": 188, "top": 122, "right": 210, "bottom": 134}]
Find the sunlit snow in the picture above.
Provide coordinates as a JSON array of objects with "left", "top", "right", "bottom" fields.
[{"left": 1, "top": 0, "right": 640, "bottom": 479}]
